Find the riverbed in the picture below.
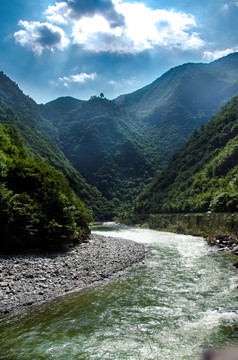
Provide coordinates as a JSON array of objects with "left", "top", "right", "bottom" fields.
[{"left": 0, "top": 223, "right": 238, "bottom": 359}]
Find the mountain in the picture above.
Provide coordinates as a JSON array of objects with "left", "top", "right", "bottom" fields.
[
  {"left": 50, "top": 96, "right": 152, "bottom": 213},
  {"left": 115, "top": 52, "right": 238, "bottom": 169},
  {"left": 1, "top": 52, "right": 238, "bottom": 218},
  {"left": 0, "top": 72, "right": 111, "bottom": 219},
  {"left": 115, "top": 52, "right": 238, "bottom": 117},
  {"left": 0, "top": 123, "right": 92, "bottom": 251},
  {"left": 41, "top": 96, "right": 84, "bottom": 126},
  {"left": 133, "top": 95, "right": 238, "bottom": 214},
  {"left": 42, "top": 53, "right": 238, "bottom": 215}
]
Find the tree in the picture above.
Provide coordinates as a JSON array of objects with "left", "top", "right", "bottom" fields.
[{"left": 100, "top": 93, "right": 105, "bottom": 98}]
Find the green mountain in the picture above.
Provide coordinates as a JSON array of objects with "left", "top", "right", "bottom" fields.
[
  {"left": 0, "top": 72, "right": 111, "bottom": 219},
  {"left": 41, "top": 96, "right": 84, "bottom": 126},
  {"left": 51, "top": 96, "right": 152, "bottom": 213},
  {"left": 133, "top": 95, "right": 238, "bottom": 214},
  {"left": 115, "top": 52, "right": 238, "bottom": 169},
  {"left": 0, "top": 124, "right": 92, "bottom": 251},
  {"left": 42, "top": 53, "right": 238, "bottom": 215},
  {"left": 2, "top": 52, "right": 238, "bottom": 219}
]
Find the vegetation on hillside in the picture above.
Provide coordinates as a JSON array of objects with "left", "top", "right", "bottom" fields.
[
  {"left": 115, "top": 53, "right": 238, "bottom": 170},
  {"left": 133, "top": 95, "right": 238, "bottom": 214},
  {"left": 41, "top": 54, "right": 238, "bottom": 216},
  {"left": 51, "top": 96, "right": 153, "bottom": 214},
  {"left": 41, "top": 96, "right": 84, "bottom": 126},
  {"left": 0, "top": 71, "right": 111, "bottom": 219},
  {"left": 0, "top": 124, "right": 92, "bottom": 251},
  {"left": 1, "top": 53, "right": 238, "bottom": 219}
]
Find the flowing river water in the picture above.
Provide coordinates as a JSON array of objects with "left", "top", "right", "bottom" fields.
[{"left": 1, "top": 223, "right": 238, "bottom": 359}]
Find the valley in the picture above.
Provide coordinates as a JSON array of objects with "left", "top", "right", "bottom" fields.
[{"left": 1, "top": 53, "right": 238, "bottom": 220}]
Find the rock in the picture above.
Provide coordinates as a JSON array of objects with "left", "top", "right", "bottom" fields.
[
  {"left": 201, "top": 347, "right": 238, "bottom": 359},
  {"left": 0, "top": 234, "right": 145, "bottom": 315},
  {"left": 230, "top": 245, "right": 238, "bottom": 254},
  {"left": 25, "top": 274, "right": 34, "bottom": 278}
]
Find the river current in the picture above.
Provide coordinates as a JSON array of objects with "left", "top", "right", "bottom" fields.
[{"left": 0, "top": 223, "right": 238, "bottom": 359}]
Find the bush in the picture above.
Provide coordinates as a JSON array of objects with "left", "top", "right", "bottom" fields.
[{"left": 0, "top": 124, "right": 92, "bottom": 252}]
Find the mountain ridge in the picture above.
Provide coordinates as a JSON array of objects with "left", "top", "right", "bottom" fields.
[
  {"left": 133, "top": 95, "right": 238, "bottom": 214},
  {"left": 0, "top": 71, "right": 112, "bottom": 219},
  {"left": 1, "top": 52, "right": 238, "bottom": 217},
  {"left": 114, "top": 52, "right": 238, "bottom": 116}
]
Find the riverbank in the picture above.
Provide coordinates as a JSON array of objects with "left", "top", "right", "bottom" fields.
[
  {"left": 0, "top": 234, "right": 145, "bottom": 315},
  {"left": 119, "top": 212, "right": 238, "bottom": 239}
]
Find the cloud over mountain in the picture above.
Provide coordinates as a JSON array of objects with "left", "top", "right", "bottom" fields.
[
  {"left": 57, "top": 72, "right": 98, "bottom": 87},
  {"left": 46, "top": 0, "right": 125, "bottom": 28},
  {"left": 14, "top": 0, "right": 203, "bottom": 55},
  {"left": 14, "top": 21, "right": 69, "bottom": 55}
]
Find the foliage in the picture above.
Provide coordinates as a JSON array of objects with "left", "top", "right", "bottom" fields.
[
  {"left": 0, "top": 72, "right": 110, "bottom": 219},
  {"left": 50, "top": 96, "right": 153, "bottom": 215},
  {"left": 114, "top": 53, "right": 238, "bottom": 171},
  {"left": 0, "top": 124, "right": 92, "bottom": 251},
  {"left": 134, "top": 95, "right": 238, "bottom": 214},
  {"left": 1, "top": 53, "right": 238, "bottom": 219}
]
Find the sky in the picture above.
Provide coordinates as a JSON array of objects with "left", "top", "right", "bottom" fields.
[{"left": 0, "top": 0, "right": 238, "bottom": 104}]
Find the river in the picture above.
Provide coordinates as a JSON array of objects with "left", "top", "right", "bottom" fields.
[{"left": 0, "top": 223, "right": 238, "bottom": 359}]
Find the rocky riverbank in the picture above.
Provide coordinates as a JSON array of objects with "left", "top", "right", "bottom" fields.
[
  {"left": 206, "top": 235, "right": 238, "bottom": 268},
  {"left": 206, "top": 235, "right": 238, "bottom": 251},
  {"left": 0, "top": 234, "right": 145, "bottom": 315}
]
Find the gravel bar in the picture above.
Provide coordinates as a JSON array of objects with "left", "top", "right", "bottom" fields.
[{"left": 0, "top": 234, "right": 145, "bottom": 315}]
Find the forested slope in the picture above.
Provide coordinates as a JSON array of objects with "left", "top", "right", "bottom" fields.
[
  {"left": 115, "top": 52, "right": 238, "bottom": 170},
  {"left": 2, "top": 53, "right": 238, "bottom": 219},
  {"left": 54, "top": 97, "right": 152, "bottom": 212},
  {"left": 0, "top": 124, "right": 92, "bottom": 251},
  {"left": 134, "top": 95, "right": 238, "bottom": 214},
  {"left": 0, "top": 72, "right": 111, "bottom": 219}
]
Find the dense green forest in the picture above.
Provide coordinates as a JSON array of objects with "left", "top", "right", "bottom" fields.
[
  {"left": 0, "top": 71, "right": 112, "bottom": 219},
  {"left": 42, "top": 53, "right": 238, "bottom": 214},
  {"left": 0, "top": 124, "right": 92, "bottom": 251},
  {"left": 133, "top": 95, "right": 238, "bottom": 214},
  {"left": 1, "top": 53, "right": 238, "bottom": 220},
  {"left": 115, "top": 52, "right": 238, "bottom": 171},
  {"left": 51, "top": 96, "right": 153, "bottom": 213}
]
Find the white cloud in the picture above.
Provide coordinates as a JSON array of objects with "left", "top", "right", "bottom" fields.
[
  {"left": 71, "top": 15, "right": 130, "bottom": 53},
  {"left": 14, "top": 20, "right": 69, "bottom": 55},
  {"left": 222, "top": 1, "right": 238, "bottom": 10},
  {"left": 203, "top": 48, "right": 238, "bottom": 61},
  {"left": 57, "top": 72, "right": 97, "bottom": 87},
  {"left": 45, "top": 0, "right": 125, "bottom": 28},
  {"left": 71, "top": 2, "right": 203, "bottom": 53},
  {"left": 16, "top": 0, "right": 203, "bottom": 55},
  {"left": 120, "top": 3, "right": 202, "bottom": 50},
  {"left": 45, "top": 2, "right": 69, "bottom": 24}
]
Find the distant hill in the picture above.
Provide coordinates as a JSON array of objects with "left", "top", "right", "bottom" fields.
[
  {"left": 41, "top": 96, "right": 84, "bottom": 126},
  {"left": 115, "top": 52, "right": 238, "bottom": 117},
  {"left": 115, "top": 52, "right": 238, "bottom": 169},
  {"left": 52, "top": 96, "right": 152, "bottom": 213},
  {"left": 0, "top": 72, "right": 111, "bottom": 219},
  {"left": 1, "top": 52, "right": 238, "bottom": 218},
  {"left": 133, "top": 95, "right": 238, "bottom": 214}
]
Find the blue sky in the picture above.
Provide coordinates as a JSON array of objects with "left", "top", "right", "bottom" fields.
[{"left": 0, "top": 0, "right": 238, "bottom": 104}]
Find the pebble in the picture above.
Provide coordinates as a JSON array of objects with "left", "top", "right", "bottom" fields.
[{"left": 0, "top": 234, "right": 145, "bottom": 315}]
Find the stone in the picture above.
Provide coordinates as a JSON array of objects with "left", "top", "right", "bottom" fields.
[
  {"left": 0, "top": 234, "right": 145, "bottom": 315},
  {"left": 230, "top": 245, "right": 238, "bottom": 254}
]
